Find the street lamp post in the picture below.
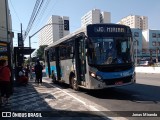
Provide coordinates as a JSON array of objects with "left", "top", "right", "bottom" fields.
[
  {"left": 133, "top": 38, "right": 138, "bottom": 66},
  {"left": 150, "top": 49, "right": 153, "bottom": 63},
  {"left": 156, "top": 34, "right": 159, "bottom": 63},
  {"left": 135, "top": 40, "right": 138, "bottom": 66},
  {"left": 29, "top": 36, "right": 32, "bottom": 79},
  {"left": 156, "top": 47, "right": 159, "bottom": 63}
]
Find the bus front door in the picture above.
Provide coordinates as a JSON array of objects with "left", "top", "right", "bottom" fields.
[{"left": 75, "top": 36, "right": 86, "bottom": 84}]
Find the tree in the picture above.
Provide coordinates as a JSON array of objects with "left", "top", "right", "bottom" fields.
[{"left": 36, "top": 45, "right": 48, "bottom": 61}]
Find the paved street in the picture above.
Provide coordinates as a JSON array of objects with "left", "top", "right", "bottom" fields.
[
  {"left": 1, "top": 73, "right": 160, "bottom": 120},
  {"left": 0, "top": 78, "right": 108, "bottom": 120},
  {"left": 55, "top": 73, "right": 160, "bottom": 120}
]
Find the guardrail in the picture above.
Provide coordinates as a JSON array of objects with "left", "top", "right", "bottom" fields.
[{"left": 135, "top": 67, "right": 160, "bottom": 73}]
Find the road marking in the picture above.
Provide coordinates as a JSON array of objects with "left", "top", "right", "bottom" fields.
[{"left": 43, "top": 79, "right": 128, "bottom": 120}]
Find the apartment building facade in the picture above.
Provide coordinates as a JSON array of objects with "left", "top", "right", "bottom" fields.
[
  {"left": 81, "top": 9, "right": 111, "bottom": 27},
  {"left": 0, "top": 0, "right": 12, "bottom": 42},
  {"left": 39, "top": 15, "right": 70, "bottom": 46},
  {"left": 118, "top": 15, "right": 148, "bottom": 30},
  {"left": 130, "top": 28, "right": 160, "bottom": 62},
  {"left": 131, "top": 28, "right": 143, "bottom": 57},
  {"left": 142, "top": 29, "right": 160, "bottom": 60}
]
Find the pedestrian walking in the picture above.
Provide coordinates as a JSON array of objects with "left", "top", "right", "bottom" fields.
[
  {"left": 34, "top": 61, "right": 43, "bottom": 84},
  {"left": 0, "top": 59, "right": 11, "bottom": 105}
]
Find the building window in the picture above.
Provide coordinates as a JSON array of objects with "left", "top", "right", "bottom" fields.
[
  {"left": 152, "top": 41, "right": 156, "bottom": 46},
  {"left": 134, "top": 40, "right": 139, "bottom": 46},
  {"left": 158, "top": 34, "right": 160, "bottom": 38},
  {"left": 134, "top": 32, "right": 139, "bottom": 37},
  {"left": 152, "top": 50, "right": 156, "bottom": 54},
  {"left": 152, "top": 33, "right": 156, "bottom": 38},
  {"left": 142, "top": 49, "right": 146, "bottom": 54}
]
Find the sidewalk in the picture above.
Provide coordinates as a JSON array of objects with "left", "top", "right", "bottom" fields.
[{"left": 0, "top": 78, "right": 108, "bottom": 120}]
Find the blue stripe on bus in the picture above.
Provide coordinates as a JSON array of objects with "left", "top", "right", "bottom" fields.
[
  {"left": 96, "top": 68, "right": 134, "bottom": 80},
  {"left": 46, "top": 66, "right": 57, "bottom": 76}
]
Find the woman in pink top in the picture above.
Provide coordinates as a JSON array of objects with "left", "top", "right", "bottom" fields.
[{"left": 0, "top": 59, "right": 11, "bottom": 105}]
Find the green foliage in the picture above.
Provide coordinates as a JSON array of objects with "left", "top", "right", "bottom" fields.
[{"left": 36, "top": 45, "right": 48, "bottom": 61}]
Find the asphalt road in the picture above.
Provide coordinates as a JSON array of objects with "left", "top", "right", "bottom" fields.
[
  {"left": 50, "top": 73, "right": 160, "bottom": 119},
  {"left": 76, "top": 73, "right": 160, "bottom": 110}
]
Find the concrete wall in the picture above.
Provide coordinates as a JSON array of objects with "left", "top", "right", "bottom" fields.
[{"left": 135, "top": 67, "right": 160, "bottom": 73}]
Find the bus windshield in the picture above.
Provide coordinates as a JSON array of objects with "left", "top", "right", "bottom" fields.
[{"left": 87, "top": 37, "right": 132, "bottom": 65}]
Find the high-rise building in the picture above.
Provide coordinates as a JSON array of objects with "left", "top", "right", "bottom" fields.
[
  {"left": 118, "top": 15, "right": 148, "bottom": 30},
  {"left": 131, "top": 28, "right": 143, "bottom": 57},
  {"left": 142, "top": 29, "right": 160, "bottom": 58},
  {"left": 0, "top": 0, "right": 12, "bottom": 42},
  {"left": 81, "top": 9, "right": 111, "bottom": 27},
  {"left": 39, "top": 15, "right": 70, "bottom": 46}
]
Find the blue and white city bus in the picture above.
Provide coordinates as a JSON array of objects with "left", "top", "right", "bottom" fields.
[{"left": 45, "top": 23, "right": 136, "bottom": 90}]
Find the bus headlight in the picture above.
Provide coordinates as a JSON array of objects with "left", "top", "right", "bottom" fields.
[
  {"left": 89, "top": 71, "right": 96, "bottom": 78},
  {"left": 89, "top": 71, "right": 102, "bottom": 81},
  {"left": 91, "top": 72, "right": 96, "bottom": 78}
]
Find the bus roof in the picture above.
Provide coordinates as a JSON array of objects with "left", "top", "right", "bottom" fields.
[{"left": 45, "top": 26, "right": 86, "bottom": 51}]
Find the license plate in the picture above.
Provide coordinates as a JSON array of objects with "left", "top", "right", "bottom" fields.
[{"left": 115, "top": 81, "right": 123, "bottom": 85}]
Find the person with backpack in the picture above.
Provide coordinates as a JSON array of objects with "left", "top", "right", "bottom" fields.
[
  {"left": 0, "top": 59, "right": 11, "bottom": 105},
  {"left": 34, "top": 60, "right": 43, "bottom": 84}
]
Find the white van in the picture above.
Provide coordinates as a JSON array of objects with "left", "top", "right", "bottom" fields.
[{"left": 139, "top": 60, "right": 149, "bottom": 66}]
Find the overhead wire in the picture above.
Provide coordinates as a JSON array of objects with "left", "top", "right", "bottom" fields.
[
  {"left": 24, "top": 0, "right": 44, "bottom": 40},
  {"left": 31, "top": 0, "right": 51, "bottom": 33},
  {"left": 9, "top": 0, "right": 21, "bottom": 23},
  {"left": 31, "top": 0, "right": 58, "bottom": 34},
  {"left": 24, "top": 0, "right": 61, "bottom": 42},
  {"left": 29, "top": 0, "right": 44, "bottom": 28},
  {"left": 39, "top": 0, "right": 58, "bottom": 25},
  {"left": 24, "top": 0, "right": 40, "bottom": 39}
]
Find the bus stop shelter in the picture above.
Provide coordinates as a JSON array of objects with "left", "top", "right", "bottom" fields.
[{"left": 14, "top": 47, "right": 35, "bottom": 81}]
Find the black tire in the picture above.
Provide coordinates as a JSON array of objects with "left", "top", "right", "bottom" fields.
[{"left": 70, "top": 76, "right": 79, "bottom": 91}]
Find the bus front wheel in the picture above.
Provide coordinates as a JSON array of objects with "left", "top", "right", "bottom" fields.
[{"left": 71, "top": 76, "right": 79, "bottom": 91}]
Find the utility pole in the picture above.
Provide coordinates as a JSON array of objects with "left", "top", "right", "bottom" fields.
[
  {"left": 29, "top": 36, "right": 32, "bottom": 79},
  {"left": 21, "top": 23, "right": 24, "bottom": 64},
  {"left": 21, "top": 23, "right": 23, "bottom": 46},
  {"left": 135, "top": 40, "right": 137, "bottom": 66},
  {"left": 156, "top": 48, "right": 159, "bottom": 63},
  {"left": 156, "top": 35, "right": 159, "bottom": 63},
  {"left": 134, "top": 38, "right": 138, "bottom": 66}
]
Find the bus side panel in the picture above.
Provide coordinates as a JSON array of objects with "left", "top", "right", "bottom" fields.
[
  {"left": 83, "top": 57, "right": 92, "bottom": 89},
  {"left": 45, "top": 61, "right": 57, "bottom": 77},
  {"left": 60, "top": 59, "right": 74, "bottom": 84},
  {"left": 50, "top": 61, "right": 57, "bottom": 78},
  {"left": 88, "top": 66, "right": 105, "bottom": 89},
  {"left": 80, "top": 65, "right": 106, "bottom": 89}
]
